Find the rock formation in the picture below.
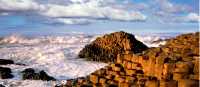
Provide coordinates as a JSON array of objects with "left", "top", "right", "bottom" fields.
[
  {"left": 0, "top": 59, "right": 14, "bottom": 65},
  {"left": 21, "top": 68, "right": 56, "bottom": 81},
  {"left": 0, "top": 84, "right": 5, "bottom": 87},
  {"left": 0, "top": 67, "right": 13, "bottom": 79},
  {"left": 56, "top": 32, "right": 199, "bottom": 87},
  {"left": 78, "top": 31, "right": 148, "bottom": 62}
]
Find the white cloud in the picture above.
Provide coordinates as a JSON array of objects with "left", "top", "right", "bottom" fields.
[
  {"left": 43, "top": 4, "right": 104, "bottom": 18},
  {"left": 56, "top": 18, "right": 92, "bottom": 25},
  {"left": 100, "top": 7, "right": 146, "bottom": 21},
  {"left": 0, "top": 0, "right": 46, "bottom": 11},
  {"left": 185, "top": 13, "right": 200, "bottom": 22},
  {"left": 151, "top": 0, "right": 196, "bottom": 23},
  {"left": 155, "top": 0, "right": 191, "bottom": 13},
  {"left": 0, "top": 0, "right": 146, "bottom": 25},
  {"left": 43, "top": 4, "right": 146, "bottom": 21},
  {"left": 0, "top": 12, "right": 9, "bottom": 16},
  {"left": 163, "top": 13, "right": 200, "bottom": 23},
  {"left": 0, "top": 0, "right": 198, "bottom": 25}
]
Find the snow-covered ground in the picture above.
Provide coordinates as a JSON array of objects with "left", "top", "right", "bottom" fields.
[{"left": 0, "top": 33, "right": 178, "bottom": 87}]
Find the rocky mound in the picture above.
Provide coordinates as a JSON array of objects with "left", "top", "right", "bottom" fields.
[
  {"left": 164, "top": 32, "right": 199, "bottom": 60},
  {"left": 56, "top": 32, "right": 199, "bottom": 87},
  {"left": 21, "top": 68, "right": 56, "bottom": 81},
  {"left": 78, "top": 31, "right": 148, "bottom": 62}
]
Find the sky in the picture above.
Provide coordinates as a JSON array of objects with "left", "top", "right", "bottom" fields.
[{"left": 0, "top": 0, "right": 199, "bottom": 35}]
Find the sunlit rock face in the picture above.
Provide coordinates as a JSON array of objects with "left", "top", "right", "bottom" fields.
[
  {"left": 78, "top": 31, "right": 148, "bottom": 62},
  {"left": 60, "top": 32, "right": 199, "bottom": 87}
]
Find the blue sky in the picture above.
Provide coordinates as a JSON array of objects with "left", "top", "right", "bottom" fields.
[{"left": 0, "top": 0, "right": 199, "bottom": 35}]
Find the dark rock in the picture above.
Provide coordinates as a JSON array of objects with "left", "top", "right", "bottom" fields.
[
  {"left": 21, "top": 68, "right": 38, "bottom": 80},
  {"left": 0, "top": 67, "right": 13, "bottom": 79},
  {"left": 15, "top": 63, "right": 26, "bottom": 66},
  {"left": 21, "top": 68, "right": 56, "bottom": 81},
  {"left": 0, "top": 59, "right": 14, "bottom": 65},
  {"left": 78, "top": 31, "right": 148, "bottom": 62},
  {"left": 0, "top": 84, "right": 5, "bottom": 87},
  {"left": 39, "top": 70, "right": 56, "bottom": 81}
]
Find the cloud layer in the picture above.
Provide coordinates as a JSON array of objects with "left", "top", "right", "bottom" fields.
[
  {"left": 0, "top": 0, "right": 198, "bottom": 25},
  {"left": 185, "top": 13, "right": 200, "bottom": 22},
  {"left": 0, "top": 0, "right": 147, "bottom": 24}
]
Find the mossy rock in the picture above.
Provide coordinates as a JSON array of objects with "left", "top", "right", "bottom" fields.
[{"left": 78, "top": 31, "right": 148, "bottom": 62}]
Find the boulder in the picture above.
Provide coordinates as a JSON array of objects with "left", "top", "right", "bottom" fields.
[
  {"left": 78, "top": 31, "right": 148, "bottom": 62},
  {"left": 0, "top": 84, "right": 5, "bottom": 87},
  {"left": 89, "top": 74, "right": 99, "bottom": 84},
  {"left": 21, "top": 68, "right": 55, "bottom": 81},
  {"left": 39, "top": 71, "right": 56, "bottom": 81},
  {"left": 0, "top": 67, "right": 13, "bottom": 79},
  {"left": 0, "top": 59, "right": 14, "bottom": 65},
  {"left": 159, "top": 80, "right": 177, "bottom": 87},
  {"left": 99, "top": 78, "right": 107, "bottom": 84},
  {"left": 145, "top": 80, "right": 159, "bottom": 87},
  {"left": 178, "top": 79, "right": 199, "bottom": 87},
  {"left": 193, "top": 60, "right": 199, "bottom": 74}
]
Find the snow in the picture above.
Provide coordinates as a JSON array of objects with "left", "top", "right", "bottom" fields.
[{"left": 0, "top": 33, "right": 177, "bottom": 87}]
